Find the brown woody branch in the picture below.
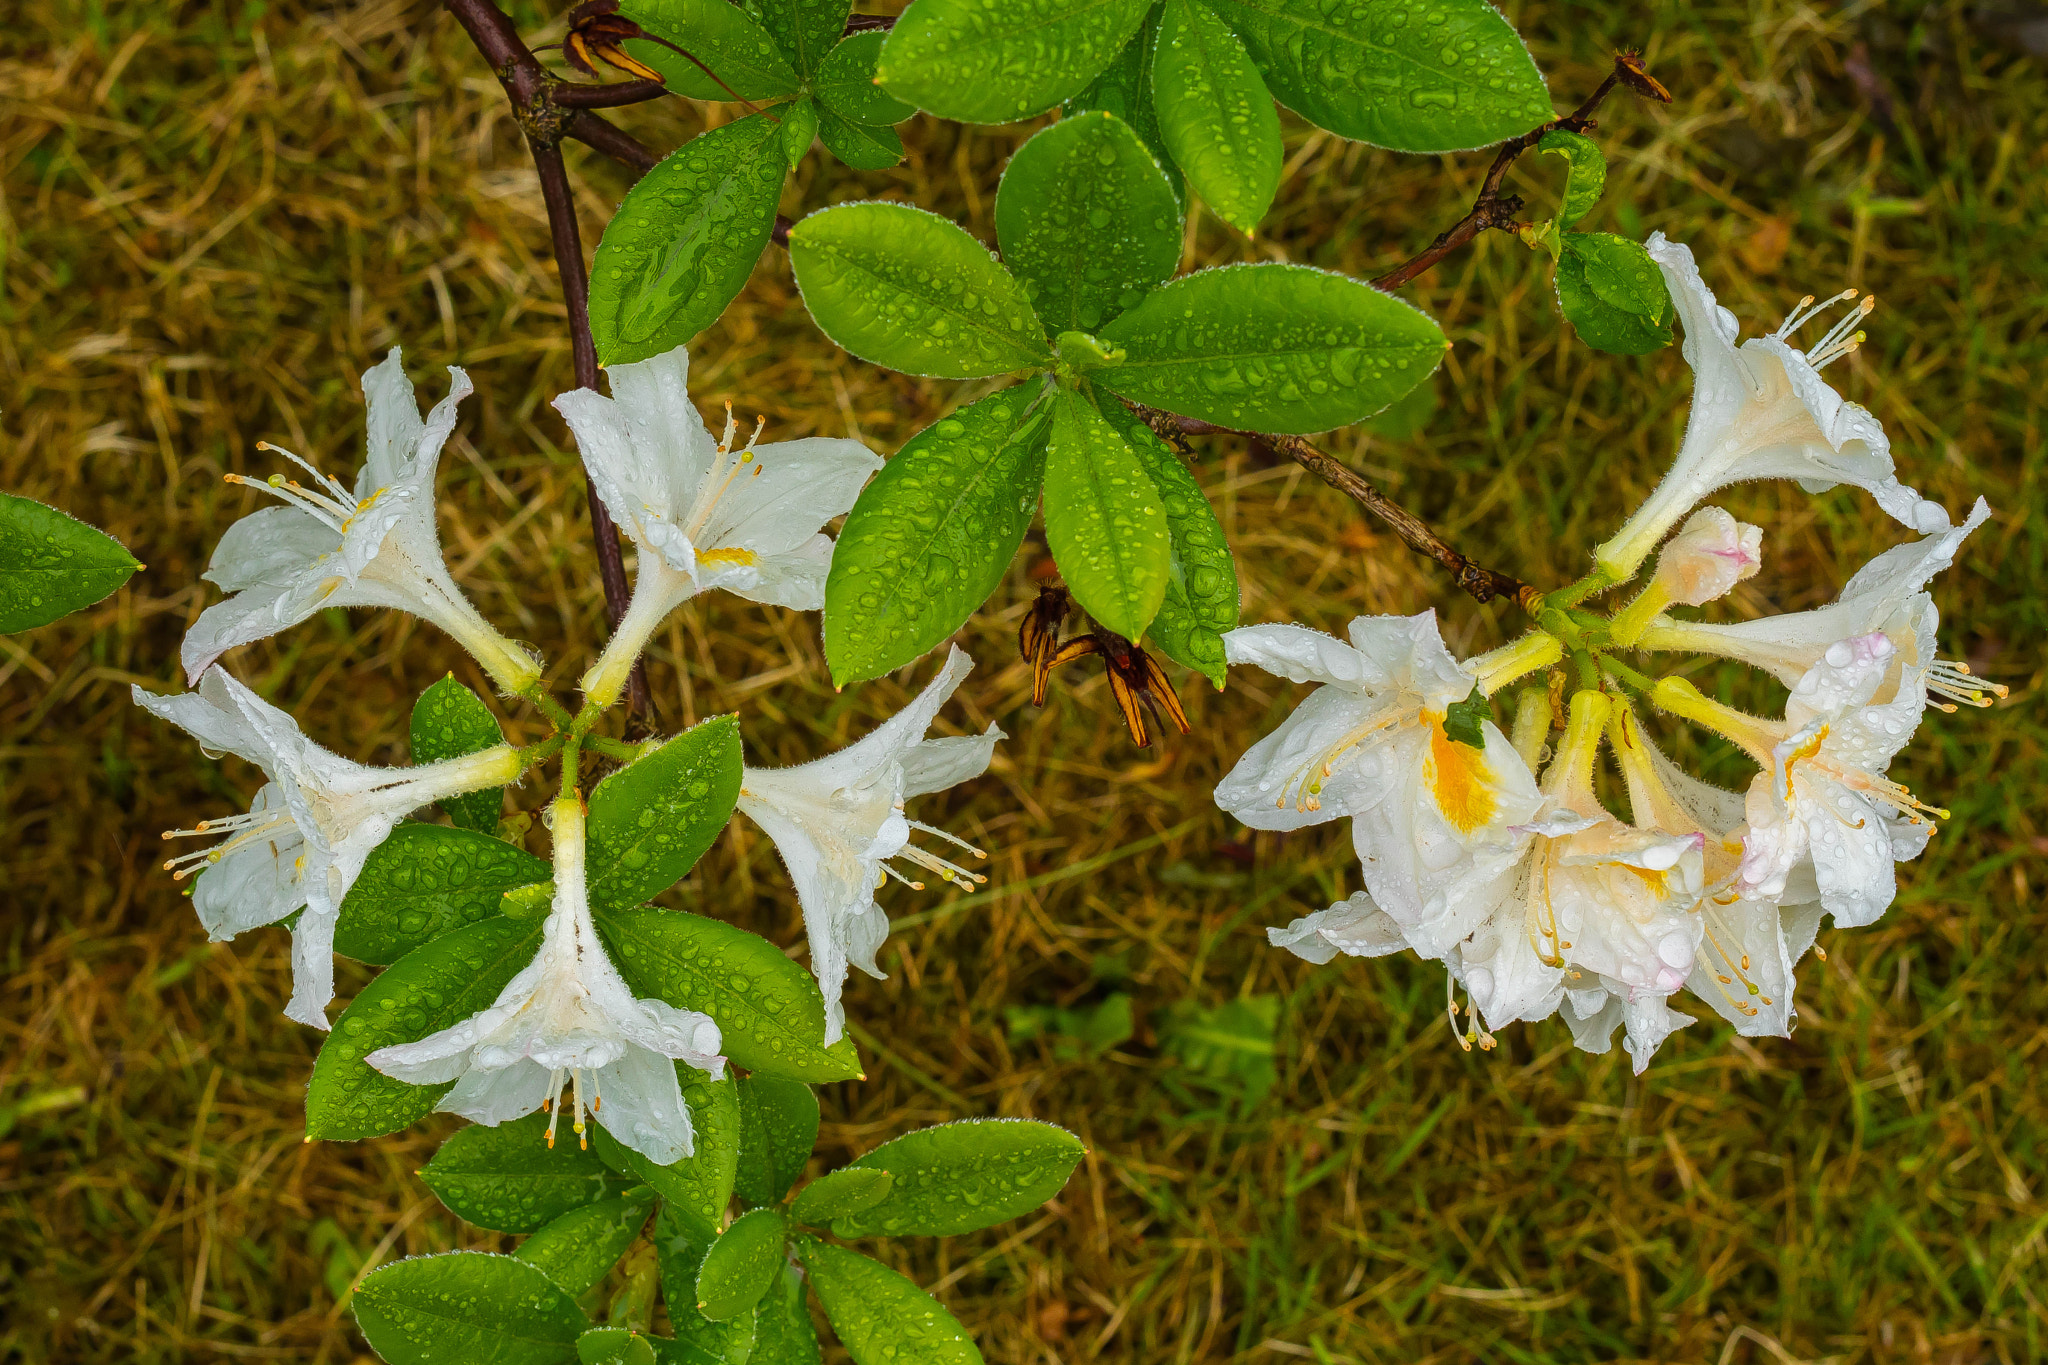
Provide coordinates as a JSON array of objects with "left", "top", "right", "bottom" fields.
[
  {"left": 1370, "top": 52, "right": 1670, "bottom": 292},
  {"left": 445, "top": 0, "right": 653, "bottom": 721},
  {"left": 1133, "top": 405, "right": 1540, "bottom": 612}
]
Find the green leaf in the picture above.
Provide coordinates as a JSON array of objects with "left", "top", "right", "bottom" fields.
[
  {"left": 789, "top": 202, "right": 1053, "bottom": 378},
  {"left": 823, "top": 389, "right": 1052, "bottom": 688},
  {"left": 1042, "top": 386, "right": 1171, "bottom": 640},
  {"left": 734, "top": 1076, "right": 818, "bottom": 1204},
  {"left": 577, "top": 1328, "right": 659, "bottom": 1365},
  {"left": 594, "top": 907, "right": 862, "bottom": 1082},
  {"left": 585, "top": 715, "right": 742, "bottom": 911},
  {"left": 816, "top": 108, "right": 905, "bottom": 169},
  {"left": 1442, "top": 683, "right": 1491, "bottom": 750},
  {"left": 1555, "top": 235, "right": 1674, "bottom": 356},
  {"left": 748, "top": 0, "right": 850, "bottom": 76},
  {"left": 1152, "top": 0, "right": 1282, "bottom": 233},
  {"left": 332, "top": 824, "right": 549, "bottom": 965},
  {"left": 306, "top": 917, "right": 541, "bottom": 1140},
  {"left": 789, "top": 1167, "right": 895, "bottom": 1225},
  {"left": 408, "top": 675, "right": 507, "bottom": 833},
  {"left": 831, "top": 1119, "right": 1085, "bottom": 1237},
  {"left": 877, "top": 0, "right": 1152, "bottom": 124},
  {"left": 1067, "top": 5, "right": 1183, "bottom": 205},
  {"left": 421, "top": 1113, "right": 639, "bottom": 1233},
  {"left": 1093, "top": 394, "right": 1236, "bottom": 687},
  {"left": 620, "top": 0, "right": 801, "bottom": 100},
  {"left": 1158, "top": 994, "right": 1277, "bottom": 1108},
  {"left": 0, "top": 493, "right": 139, "bottom": 633},
  {"left": 1095, "top": 262, "right": 1446, "bottom": 433},
  {"left": 1537, "top": 129, "right": 1605, "bottom": 230},
  {"left": 779, "top": 98, "right": 819, "bottom": 167},
  {"left": 752, "top": 1266, "right": 823, "bottom": 1365},
  {"left": 1205, "top": 0, "right": 1551, "bottom": 151},
  {"left": 994, "top": 112, "right": 1182, "bottom": 335},
  {"left": 694, "top": 1208, "right": 787, "bottom": 1321},
  {"left": 592, "top": 1072, "right": 741, "bottom": 1242},
  {"left": 815, "top": 31, "right": 916, "bottom": 125},
  {"left": 353, "top": 1251, "right": 590, "bottom": 1365},
  {"left": 589, "top": 116, "right": 787, "bottom": 367},
  {"left": 518, "top": 1195, "right": 656, "bottom": 1296},
  {"left": 1005, "top": 992, "right": 1135, "bottom": 1058},
  {"left": 796, "top": 1238, "right": 984, "bottom": 1365},
  {"left": 654, "top": 1206, "right": 759, "bottom": 1361}
]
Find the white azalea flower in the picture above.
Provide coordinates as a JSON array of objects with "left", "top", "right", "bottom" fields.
[
  {"left": 1267, "top": 889, "right": 1408, "bottom": 964},
  {"left": 735, "top": 646, "right": 1001, "bottom": 1046},
  {"left": 1212, "top": 612, "right": 1549, "bottom": 957},
  {"left": 1639, "top": 498, "right": 2002, "bottom": 715},
  {"left": 1609, "top": 700, "right": 1805, "bottom": 1038},
  {"left": 1594, "top": 233, "right": 1949, "bottom": 582},
  {"left": 1448, "top": 691, "right": 1707, "bottom": 1069},
  {"left": 367, "top": 797, "right": 724, "bottom": 1165},
  {"left": 183, "top": 350, "right": 539, "bottom": 693},
  {"left": 1652, "top": 632, "right": 1938, "bottom": 931},
  {"left": 553, "top": 344, "right": 883, "bottom": 707},
  {"left": 133, "top": 667, "right": 523, "bottom": 1028}
]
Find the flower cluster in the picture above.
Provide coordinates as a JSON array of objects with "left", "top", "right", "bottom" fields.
[
  {"left": 1227, "top": 236, "right": 2001, "bottom": 1071},
  {"left": 134, "top": 343, "right": 998, "bottom": 1161}
]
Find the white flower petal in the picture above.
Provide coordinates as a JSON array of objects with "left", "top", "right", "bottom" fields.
[
  {"left": 707, "top": 436, "right": 882, "bottom": 558},
  {"left": 1221, "top": 623, "right": 1378, "bottom": 689},
  {"left": 1267, "top": 890, "right": 1408, "bottom": 964},
  {"left": 592, "top": 1047, "right": 696, "bottom": 1166}
]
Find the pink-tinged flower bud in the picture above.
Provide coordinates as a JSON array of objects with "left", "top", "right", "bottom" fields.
[{"left": 1653, "top": 507, "right": 1763, "bottom": 607}]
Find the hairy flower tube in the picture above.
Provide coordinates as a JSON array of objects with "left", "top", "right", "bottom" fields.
[
  {"left": 367, "top": 796, "right": 725, "bottom": 1165},
  {"left": 182, "top": 349, "right": 539, "bottom": 694},
  {"left": 133, "top": 667, "right": 524, "bottom": 1028}
]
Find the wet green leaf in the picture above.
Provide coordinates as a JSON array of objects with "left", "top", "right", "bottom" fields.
[
  {"left": 584, "top": 715, "right": 742, "bottom": 911},
  {"left": 1442, "top": 683, "right": 1491, "bottom": 750},
  {"left": 790, "top": 202, "right": 1053, "bottom": 377},
  {"left": 995, "top": 112, "right": 1182, "bottom": 335},
  {"left": 694, "top": 1207, "right": 786, "bottom": 1321},
  {"left": 593, "top": 908, "right": 861, "bottom": 1082},
  {"left": 354, "top": 1251, "right": 590, "bottom": 1365},
  {"left": 1207, "top": 0, "right": 1551, "bottom": 151},
  {"left": 877, "top": 0, "right": 1152, "bottom": 123},
  {"left": 1067, "top": 4, "right": 1183, "bottom": 204},
  {"left": 620, "top": 0, "right": 801, "bottom": 100},
  {"left": 592, "top": 1073, "right": 740, "bottom": 1243},
  {"left": 306, "top": 917, "right": 541, "bottom": 1140},
  {"left": 1093, "top": 394, "right": 1236, "bottom": 686},
  {"left": 421, "top": 1113, "right": 639, "bottom": 1234},
  {"left": 789, "top": 1167, "right": 895, "bottom": 1225},
  {"left": 830, "top": 1118, "right": 1085, "bottom": 1237},
  {"left": 408, "top": 675, "right": 507, "bottom": 833},
  {"left": 797, "top": 1238, "right": 983, "bottom": 1364},
  {"left": 654, "top": 1206, "right": 759, "bottom": 1361},
  {"left": 589, "top": 117, "right": 786, "bottom": 367},
  {"left": 1538, "top": 128, "right": 1605, "bottom": 230},
  {"left": 748, "top": 0, "right": 850, "bottom": 76},
  {"left": 1152, "top": 0, "right": 1282, "bottom": 233},
  {"left": 1095, "top": 262, "right": 1446, "bottom": 433},
  {"left": 817, "top": 108, "right": 905, "bottom": 169},
  {"left": 1042, "top": 385, "right": 1171, "bottom": 640},
  {"left": 778, "top": 97, "right": 819, "bottom": 167},
  {"left": 734, "top": 1075, "right": 818, "bottom": 1205},
  {"left": 0, "top": 493, "right": 139, "bottom": 633},
  {"left": 1555, "top": 234, "right": 1674, "bottom": 355},
  {"left": 576, "top": 1328, "right": 659, "bottom": 1365},
  {"left": 823, "top": 388, "right": 1052, "bottom": 687},
  {"left": 518, "top": 1194, "right": 656, "bottom": 1296},
  {"left": 332, "top": 824, "right": 549, "bottom": 965},
  {"left": 814, "top": 31, "right": 915, "bottom": 125},
  {"left": 752, "top": 1265, "right": 822, "bottom": 1364}
]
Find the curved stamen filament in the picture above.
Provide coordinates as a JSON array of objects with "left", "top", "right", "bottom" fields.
[
  {"left": 1274, "top": 704, "right": 1409, "bottom": 813},
  {"left": 1772, "top": 288, "right": 1858, "bottom": 340},
  {"left": 682, "top": 403, "right": 767, "bottom": 543},
  {"left": 1925, "top": 660, "right": 2005, "bottom": 711},
  {"left": 160, "top": 809, "right": 297, "bottom": 879},
  {"left": 1700, "top": 922, "right": 1765, "bottom": 1018}
]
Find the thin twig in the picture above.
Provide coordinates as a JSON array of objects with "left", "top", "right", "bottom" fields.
[
  {"left": 1133, "top": 405, "right": 1539, "bottom": 612},
  {"left": 1370, "top": 53, "right": 1669, "bottom": 292},
  {"left": 552, "top": 78, "right": 669, "bottom": 108},
  {"left": 444, "top": 0, "right": 653, "bottom": 721},
  {"left": 566, "top": 111, "right": 661, "bottom": 173}
]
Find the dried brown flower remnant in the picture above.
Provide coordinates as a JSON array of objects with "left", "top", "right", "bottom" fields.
[
  {"left": 1019, "top": 585, "right": 1070, "bottom": 707},
  {"left": 1047, "top": 632, "right": 1190, "bottom": 749},
  {"left": 562, "top": 1, "right": 665, "bottom": 83}
]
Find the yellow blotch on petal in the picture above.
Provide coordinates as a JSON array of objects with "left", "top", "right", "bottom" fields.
[
  {"left": 1423, "top": 711, "right": 1498, "bottom": 836},
  {"left": 697, "top": 546, "right": 759, "bottom": 568}
]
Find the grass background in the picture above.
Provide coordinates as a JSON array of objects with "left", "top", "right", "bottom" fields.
[{"left": 3, "top": 1, "right": 2044, "bottom": 1361}]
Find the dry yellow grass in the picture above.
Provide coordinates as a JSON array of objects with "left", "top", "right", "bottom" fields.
[{"left": 2, "top": 1, "right": 2044, "bottom": 1362}]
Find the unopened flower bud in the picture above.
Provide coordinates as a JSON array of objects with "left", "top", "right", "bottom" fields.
[{"left": 1653, "top": 507, "right": 1762, "bottom": 607}]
